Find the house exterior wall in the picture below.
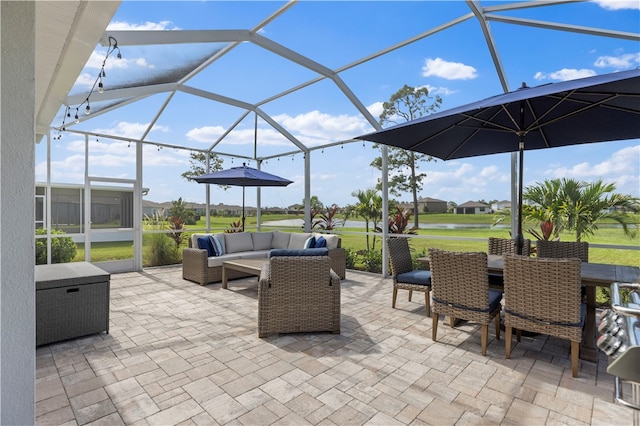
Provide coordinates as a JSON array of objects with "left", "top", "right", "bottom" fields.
[{"left": 0, "top": 2, "right": 36, "bottom": 423}]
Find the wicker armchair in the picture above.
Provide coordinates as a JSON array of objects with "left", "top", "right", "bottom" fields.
[
  {"left": 258, "top": 249, "right": 340, "bottom": 338},
  {"left": 502, "top": 254, "right": 583, "bottom": 377},
  {"left": 536, "top": 240, "right": 589, "bottom": 262},
  {"left": 487, "top": 237, "right": 531, "bottom": 288},
  {"left": 428, "top": 248, "right": 502, "bottom": 355},
  {"left": 387, "top": 237, "right": 432, "bottom": 317}
]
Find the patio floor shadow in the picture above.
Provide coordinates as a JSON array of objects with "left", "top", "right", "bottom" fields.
[{"left": 35, "top": 266, "right": 632, "bottom": 425}]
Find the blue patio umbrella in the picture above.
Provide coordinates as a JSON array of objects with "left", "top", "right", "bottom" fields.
[
  {"left": 356, "top": 68, "right": 640, "bottom": 253},
  {"left": 193, "top": 163, "right": 293, "bottom": 231}
]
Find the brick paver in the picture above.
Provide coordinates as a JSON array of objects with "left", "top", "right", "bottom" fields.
[{"left": 35, "top": 266, "right": 632, "bottom": 425}]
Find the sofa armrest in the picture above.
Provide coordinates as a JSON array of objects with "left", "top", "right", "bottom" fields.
[
  {"left": 328, "top": 247, "right": 346, "bottom": 279},
  {"left": 182, "top": 248, "right": 208, "bottom": 285}
]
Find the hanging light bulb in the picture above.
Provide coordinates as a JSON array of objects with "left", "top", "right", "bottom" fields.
[
  {"left": 74, "top": 109, "right": 79, "bottom": 124},
  {"left": 98, "top": 81, "right": 104, "bottom": 94},
  {"left": 85, "top": 104, "right": 91, "bottom": 115},
  {"left": 101, "top": 69, "right": 106, "bottom": 78}
]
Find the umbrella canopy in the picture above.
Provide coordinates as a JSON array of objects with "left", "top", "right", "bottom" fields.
[
  {"left": 356, "top": 69, "right": 640, "bottom": 252},
  {"left": 194, "top": 163, "right": 293, "bottom": 231}
]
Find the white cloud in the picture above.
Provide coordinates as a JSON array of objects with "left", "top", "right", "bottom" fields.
[
  {"left": 367, "top": 101, "right": 384, "bottom": 119},
  {"left": 107, "top": 20, "right": 179, "bottom": 31},
  {"left": 420, "top": 84, "right": 456, "bottom": 96},
  {"left": 92, "top": 122, "right": 169, "bottom": 139},
  {"left": 421, "top": 57, "right": 478, "bottom": 80},
  {"left": 534, "top": 68, "right": 597, "bottom": 81},
  {"left": 543, "top": 145, "right": 640, "bottom": 196},
  {"left": 594, "top": 53, "right": 640, "bottom": 69},
  {"left": 594, "top": 0, "right": 640, "bottom": 10},
  {"left": 187, "top": 111, "right": 371, "bottom": 148}
]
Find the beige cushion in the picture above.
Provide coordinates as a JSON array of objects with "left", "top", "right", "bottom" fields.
[
  {"left": 323, "top": 234, "right": 340, "bottom": 249},
  {"left": 224, "top": 232, "right": 254, "bottom": 254},
  {"left": 252, "top": 232, "right": 274, "bottom": 251},
  {"left": 288, "top": 233, "right": 312, "bottom": 249},
  {"left": 271, "top": 230, "right": 290, "bottom": 249}
]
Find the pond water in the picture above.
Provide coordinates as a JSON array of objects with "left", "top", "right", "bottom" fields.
[{"left": 261, "top": 219, "right": 510, "bottom": 229}]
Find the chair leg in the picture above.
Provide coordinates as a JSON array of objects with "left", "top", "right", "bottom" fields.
[
  {"left": 408, "top": 289, "right": 413, "bottom": 302},
  {"left": 424, "top": 291, "right": 431, "bottom": 317},
  {"left": 571, "top": 341, "right": 580, "bottom": 378},
  {"left": 505, "top": 326, "right": 513, "bottom": 359},
  {"left": 494, "top": 314, "right": 501, "bottom": 341},
  {"left": 432, "top": 313, "right": 439, "bottom": 341},
  {"left": 516, "top": 329, "right": 522, "bottom": 342},
  {"left": 481, "top": 324, "right": 488, "bottom": 356},
  {"left": 449, "top": 316, "right": 456, "bottom": 327},
  {"left": 392, "top": 287, "right": 398, "bottom": 308}
]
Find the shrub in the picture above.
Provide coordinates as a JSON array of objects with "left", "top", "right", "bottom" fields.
[
  {"left": 145, "top": 233, "right": 180, "bottom": 266},
  {"left": 35, "top": 228, "right": 77, "bottom": 264},
  {"left": 344, "top": 248, "right": 357, "bottom": 269},
  {"left": 361, "top": 249, "right": 382, "bottom": 273}
]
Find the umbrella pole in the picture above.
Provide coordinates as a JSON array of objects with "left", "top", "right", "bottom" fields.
[
  {"left": 242, "top": 186, "right": 245, "bottom": 232},
  {"left": 516, "top": 135, "right": 525, "bottom": 255}
]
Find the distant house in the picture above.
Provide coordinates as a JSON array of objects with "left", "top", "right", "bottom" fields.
[
  {"left": 398, "top": 197, "right": 448, "bottom": 213},
  {"left": 492, "top": 200, "right": 511, "bottom": 211},
  {"left": 455, "top": 201, "right": 492, "bottom": 214}
]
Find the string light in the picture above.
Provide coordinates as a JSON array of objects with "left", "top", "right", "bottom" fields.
[{"left": 57, "top": 36, "right": 121, "bottom": 130}]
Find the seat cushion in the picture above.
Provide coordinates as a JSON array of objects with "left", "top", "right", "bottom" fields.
[
  {"left": 488, "top": 289, "right": 503, "bottom": 313},
  {"left": 397, "top": 270, "right": 431, "bottom": 286}
]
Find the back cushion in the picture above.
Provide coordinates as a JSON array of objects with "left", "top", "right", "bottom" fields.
[
  {"left": 314, "top": 233, "right": 339, "bottom": 249},
  {"left": 288, "top": 233, "right": 312, "bottom": 249},
  {"left": 252, "top": 232, "right": 274, "bottom": 251},
  {"left": 271, "top": 230, "right": 291, "bottom": 249},
  {"left": 224, "top": 232, "right": 254, "bottom": 253}
]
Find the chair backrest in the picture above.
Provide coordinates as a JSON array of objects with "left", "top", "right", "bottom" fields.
[
  {"left": 536, "top": 240, "right": 589, "bottom": 262},
  {"left": 387, "top": 237, "right": 413, "bottom": 276},
  {"left": 502, "top": 254, "right": 583, "bottom": 340},
  {"left": 488, "top": 237, "right": 531, "bottom": 257},
  {"left": 268, "top": 255, "right": 331, "bottom": 291},
  {"left": 428, "top": 248, "right": 489, "bottom": 310}
]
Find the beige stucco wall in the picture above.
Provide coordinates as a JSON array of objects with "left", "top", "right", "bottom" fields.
[{"left": 1, "top": 1, "right": 36, "bottom": 423}]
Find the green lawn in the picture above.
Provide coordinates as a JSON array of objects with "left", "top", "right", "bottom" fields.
[{"left": 73, "top": 213, "right": 639, "bottom": 268}]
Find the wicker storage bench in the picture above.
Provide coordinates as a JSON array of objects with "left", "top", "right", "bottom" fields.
[{"left": 35, "top": 262, "right": 110, "bottom": 346}]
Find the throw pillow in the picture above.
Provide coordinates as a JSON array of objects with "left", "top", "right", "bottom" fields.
[
  {"left": 209, "top": 235, "right": 224, "bottom": 256},
  {"left": 197, "top": 236, "right": 214, "bottom": 257},
  {"left": 315, "top": 236, "right": 327, "bottom": 248},
  {"left": 304, "top": 236, "right": 316, "bottom": 249}
]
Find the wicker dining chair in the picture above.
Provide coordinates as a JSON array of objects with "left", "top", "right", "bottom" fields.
[
  {"left": 487, "top": 237, "right": 531, "bottom": 288},
  {"left": 428, "top": 248, "right": 502, "bottom": 356},
  {"left": 386, "top": 237, "right": 432, "bottom": 317},
  {"left": 536, "top": 240, "right": 589, "bottom": 262},
  {"left": 502, "top": 254, "right": 584, "bottom": 377}
]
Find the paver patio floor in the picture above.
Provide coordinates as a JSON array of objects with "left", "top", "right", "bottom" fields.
[{"left": 35, "top": 266, "right": 632, "bottom": 425}]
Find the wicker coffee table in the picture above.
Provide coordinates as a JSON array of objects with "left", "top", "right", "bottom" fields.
[{"left": 221, "top": 258, "right": 267, "bottom": 289}]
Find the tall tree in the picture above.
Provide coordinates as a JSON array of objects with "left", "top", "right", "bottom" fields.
[
  {"left": 181, "top": 151, "right": 224, "bottom": 181},
  {"left": 523, "top": 178, "right": 639, "bottom": 242},
  {"left": 370, "top": 84, "right": 442, "bottom": 228}
]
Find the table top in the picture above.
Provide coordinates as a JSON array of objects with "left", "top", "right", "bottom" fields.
[
  {"left": 486, "top": 254, "right": 639, "bottom": 287},
  {"left": 222, "top": 258, "right": 267, "bottom": 272},
  {"left": 417, "top": 255, "right": 640, "bottom": 287}
]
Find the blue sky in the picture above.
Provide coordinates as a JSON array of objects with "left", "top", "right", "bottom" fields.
[{"left": 39, "top": 0, "right": 640, "bottom": 209}]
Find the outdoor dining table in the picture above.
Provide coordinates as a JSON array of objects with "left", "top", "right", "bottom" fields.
[{"left": 417, "top": 254, "right": 640, "bottom": 362}]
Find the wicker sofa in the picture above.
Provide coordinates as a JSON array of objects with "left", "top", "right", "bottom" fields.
[{"left": 182, "top": 230, "right": 346, "bottom": 285}]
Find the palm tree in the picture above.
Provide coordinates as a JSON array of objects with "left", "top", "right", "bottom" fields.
[
  {"left": 345, "top": 189, "right": 383, "bottom": 252},
  {"left": 523, "top": 178, "right": 639, "bottom": 242}
]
